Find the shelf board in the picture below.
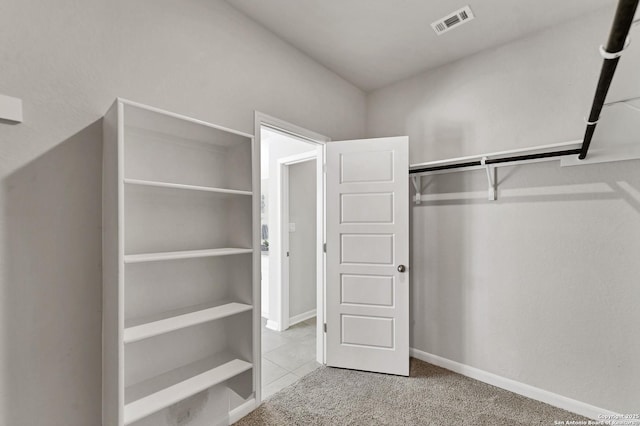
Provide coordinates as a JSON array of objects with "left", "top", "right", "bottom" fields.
[
  {"left": 124, "top": 354, "right": 252, "bottom": 425},
  {"left": 124, "top": 178, "right": 252, "bottom": 196},
  {"left": 124, "top": 247, "right": 253, "bottom": 264},
  {"left": 124, "top": 302, "right": 253, "bottom": 344}
]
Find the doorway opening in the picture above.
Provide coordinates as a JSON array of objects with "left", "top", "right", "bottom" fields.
[{"left": 256, "top": 113, "right": 328, "bottom": 402}]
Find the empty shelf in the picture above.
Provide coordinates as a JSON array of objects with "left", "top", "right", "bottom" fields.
[
  {"left": 125, "top": 247, "right": 253, "bottom": 264},
  {"left": 124, "top": 302, "right": 253, "bottom": 344},
  {"left": 124, "top": 355, "right": 252, "bottom": 425},
  {"left": 124, "top": 178, "right": 252, "bottom": 196}
]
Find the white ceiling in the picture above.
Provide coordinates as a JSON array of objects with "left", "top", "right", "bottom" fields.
[{"left": 226, "top": 0, "right": 614, "bottom": 91}]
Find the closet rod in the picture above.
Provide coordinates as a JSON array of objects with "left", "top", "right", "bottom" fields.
[
  {"left": 409, "top": 149, "right": 581, "bottom": 174},
  {"left": 409, "top": 0, "right": 638, "bottom": 175},
  {"left": 579, "top": 0, "right": 639, "bottom": 159}
]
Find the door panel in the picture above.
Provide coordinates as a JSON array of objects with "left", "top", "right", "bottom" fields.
[
  {"left": 341, "top": 234, "right": 394, "bottom": 265},
  {"left": 341, "top": 316, "right": 394, "bottom": 348},
  {"left": 341, "top": 193, "right": 394, "bottom": 224},
  {"left": 340, "top": 150, "right": 394, "bottom": 183},
  {"left": 326, "top": 136, "right": 409, "bottom": 376},
  {"left": 341, "top": 275, "right": 394, "bottom": 307}
]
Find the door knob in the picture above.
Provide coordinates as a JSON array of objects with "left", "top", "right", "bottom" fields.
[{"left": 397, "top": 264, "right": 406, "bottom": 273}]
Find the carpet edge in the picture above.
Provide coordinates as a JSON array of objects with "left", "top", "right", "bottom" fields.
[{"left": 409, "top": 348, "right": 623, "bottom": 422}]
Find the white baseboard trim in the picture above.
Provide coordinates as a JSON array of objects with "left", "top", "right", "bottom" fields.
[
  {"left": 289, "top": 309, "right": 316, "bottom": 327},
  {"left": 410, "top": 348, "right": 620, "bottom": 421},
  {"left": 228, "top": 398, "right": 256, "bottom": 424},
  {"left": 265, "top": 319, "right": 281, "bottom": 331}
]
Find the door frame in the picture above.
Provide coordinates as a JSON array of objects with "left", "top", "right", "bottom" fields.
[
  {"left": 254, "top": 112, "right": 329, "bottom": 405},
  {"left": 278, "top": 151, "right": 320, "bottom": 331}
]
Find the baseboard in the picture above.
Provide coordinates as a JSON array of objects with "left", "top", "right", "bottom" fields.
[
  {"left": 410, "top": 348, "right": 621, "bottom": 421},
  {"left": 289, "top": 309, "right": 316, "bottom": 327},
  {"left": 265, "top": 319, "right": 280, "bottom": 331},
  {"left": 228, "top": 398, "right": 256, "bottom": 424}
]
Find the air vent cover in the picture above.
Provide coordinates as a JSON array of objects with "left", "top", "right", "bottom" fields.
[{"left": 431, "top": 6, "right": 475, "bottom": 35}]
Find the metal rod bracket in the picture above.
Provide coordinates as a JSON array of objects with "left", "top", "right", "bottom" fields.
[
  {"left": 599, "top": 36, "right": 631, "bottom": 59},
  {"left": 411, "top": 175, "right": 421, "bottom": 204},
  {"left": 481, "top": 157, "right": 497, "bottom": 201}
]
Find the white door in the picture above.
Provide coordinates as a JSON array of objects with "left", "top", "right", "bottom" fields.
[{"left": 325, "top": 136, "right": 409, "bottom": 376}]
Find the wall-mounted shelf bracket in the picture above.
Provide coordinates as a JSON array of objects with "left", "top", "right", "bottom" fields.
[
  {"left": 408, "top": 141, "right": 582, "bottom": 204},
  {"left": 411, "top": 175, "right": 421, "bottom": 204},
  {"left": 481, "top": 157, "right": 497, "bottom": 201}
]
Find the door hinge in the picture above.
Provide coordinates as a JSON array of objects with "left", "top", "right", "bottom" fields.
[
  {"left": 286, "top": 251, "right": 290, "bottom": 257},
  {"left": 323, "top": 243, "right": 326, "bottom": 253},
  {"left": 324, "top": 323, "right": 327, "bottom": 333}
]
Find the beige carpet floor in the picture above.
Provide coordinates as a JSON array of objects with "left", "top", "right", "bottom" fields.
[{"left": 235, "top": 358, "right": 588, "bottom": 425}]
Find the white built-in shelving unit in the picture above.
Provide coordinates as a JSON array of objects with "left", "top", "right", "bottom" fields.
[{"left": 103, "top": 99, "right": 258, "bottom": 425}]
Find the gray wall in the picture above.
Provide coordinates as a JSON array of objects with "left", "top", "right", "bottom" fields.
[
  {"left": 0, "top": 1, "right": 365, "bottom": 424},
  {"left": 288, "top": 160, "right": 317, "bottom": 319},
  {"left": 367, "top": 6, "right": 640, "bottom": 413}
]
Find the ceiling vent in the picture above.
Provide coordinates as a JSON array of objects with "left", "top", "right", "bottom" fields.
[{"left": 431, "top": 6, "right": 475, "bottom": 35}]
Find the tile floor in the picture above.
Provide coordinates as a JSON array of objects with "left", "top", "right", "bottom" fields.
[{"left": 262, "top": 317, "right": 321, "bottom": 399}]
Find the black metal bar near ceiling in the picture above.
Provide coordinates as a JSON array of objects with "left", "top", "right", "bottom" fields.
[
  {"left": 409, "top": 0, "right": 639, "bottom": 175},
  {"left": 579, "top": 0, "right": 639, "bottom": 159}
]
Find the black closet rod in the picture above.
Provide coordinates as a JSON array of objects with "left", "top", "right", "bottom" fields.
[
  {"left": 409, "top": 0, "right": 638, "bottom": 175},
  {"left": 409, "top": 149, "right": 582, "bottom": 174},
  {"left": 579, "top": 0, "right": 639, "bottom": 159}
]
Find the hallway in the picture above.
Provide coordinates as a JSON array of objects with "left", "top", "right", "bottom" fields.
[{"left": 262, "top": 317, "right": 320, "bottom": 399}]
